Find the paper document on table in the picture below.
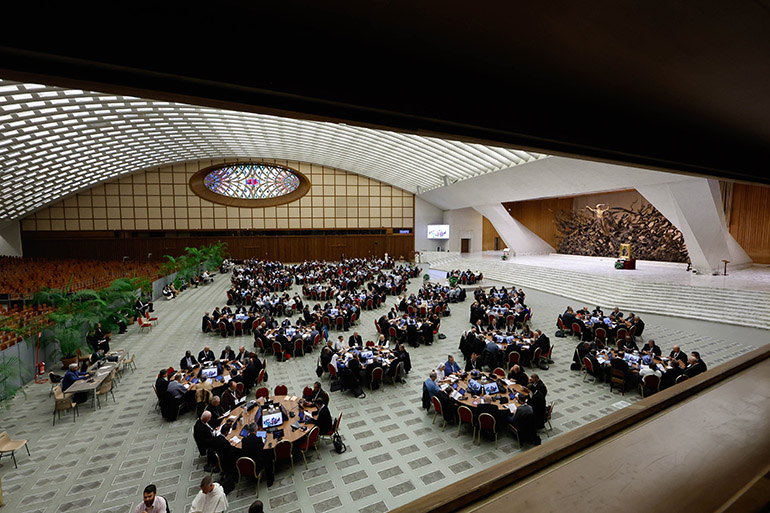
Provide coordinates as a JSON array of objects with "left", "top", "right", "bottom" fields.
[
  {"left": 507, "top": 403, "right": 517, "bottom": 413},
  {"left": 451, "top": 391, "right": 462, "bottom": 401},
  {"left": 230, "top": 436, "right": 241, "bottom": 444},
  {"left": 223, "top": 375, "right": 231, "bottom": 384},
  {"left": 229, "top": 415, "right": 237, "bottom": 420},
  {"left": 183, "top": 384, "right": 190, "bottom": 389},
  {"left": 503, "top": 379, "right": 514, "bottom": 386}
]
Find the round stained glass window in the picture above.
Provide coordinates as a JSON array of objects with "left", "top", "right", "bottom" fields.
[
  {"left": 204, "top": 164, "right": 300, "bottom": 199},
  {"left": 189, "top": 162, "right": 310, "bottom": 207}
]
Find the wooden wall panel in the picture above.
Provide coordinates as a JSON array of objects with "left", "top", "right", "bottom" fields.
[
  {"left": 482, "top": 216, "right": 502, "bottom": 251},
  {"left": 729, "top": 183, "right": 770, "bottom": 264},
  {"left": 502, "top": 197, "right": 573, "bottom": 248},
  {"left": 20, "top": 232, "right": 414, "bottom": 263}
]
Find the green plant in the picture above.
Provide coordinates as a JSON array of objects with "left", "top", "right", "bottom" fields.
[{"left": 0, "top": 354, "right": 24, "bottom": 407}]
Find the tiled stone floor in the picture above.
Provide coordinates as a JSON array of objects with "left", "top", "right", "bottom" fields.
[{"left": 0, "top": 266, "right": 765, "bottom": 513}]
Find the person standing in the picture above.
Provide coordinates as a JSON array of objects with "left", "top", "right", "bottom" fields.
[
  {"left": 189, "top": 476, "right": 228, "bottom": 513},
  {"left": 133, "top": 484, "right": 167, "bottom": 513}
]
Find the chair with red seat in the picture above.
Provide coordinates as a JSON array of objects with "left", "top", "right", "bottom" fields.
[
  {"left": 508, "top": 351, "right": 520, "bottom": 366},
  {"left": 335, "top": 316, "right": 344, "bottom": 331},
  {"left": 477, "top": 412, "right": 498, "bottom": 447},
  {"left": 138, "top": 318, "right": 152, "bottom": 333},
  {"left": 235, "top": 457, "right": 264, "bottom": 498},
  {"left": 594, "top": 327, "right": 607, "bottom": 345},
  {"left": 640, "top": 374, "right": 661, "bottom": 398},
  {"left": 327, "top": 363, "right": 338, "bottom": 383},
  {"left": 320, "top": 412, "right": 342, "bottom": 443},
  {"left": 370, "top": 366, "right": 383, "bottom": 391},
  {"left": 294, "top": 339, "right": 304, "bottom": 358},
  {"left": 296, "top": 426, "right": 321, "bottom": 469},
  {"left": 492, "top": 367, "right": 506, "bottom": 378},
  {"left": 572, "top": 322, "right": 582, "bottom": 340},
  {"left": 272, "top": 439, "right": 294, "bottom": 474},
  {"left": 431, "top": 396, "right": 446, "bottom": 431},
  {"left": 146, "top": 312, "right": 159, "bottom": 325},
  {"left": 219, "top": 321, "right": 227, "bottom": 337},
  {"left": 303, "top": 386, "right": 313, "bottom": 398},
  {"left": 365, "top": 340, "right": 375, "bottom": 347},
  {"left": 234, "top": 321, "right": 243, "bottom": 336},
  {"left": 583, "top": 357, "right": 597, "bottom": 385},
  {"left": 235, "top": 382, "right": 244, "bottom": 395},
  {"left": 256, "top": 369, "right": 266, "bottom": 386},
  {"left": 529, "top": 347, "right": 542, "bottom": 369},
  {"left": 274, "top": 384, "right": 288, "bottom": 396},
  {"left": 457, "top": 405, "right": 474, "bottom": 438},
  {"left": 615, "top": 327, "right": 628, "bottom": 341},
  {"left": 272, "top": 341, "right": 284, "bottom": 361},
  {"left": 255, "top": 387, "right": 269, "bottom": 400}
]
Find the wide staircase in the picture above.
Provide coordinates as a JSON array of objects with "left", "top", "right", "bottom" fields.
[{"left": 430, "top": 255, "right": 770, "bottom": 330}]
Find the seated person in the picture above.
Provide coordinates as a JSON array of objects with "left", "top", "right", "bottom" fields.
[
  {"left": 220, "top": 381, "right": 243, "bottom": 411},
  {"left": 220, "top": 345, "right": 236, "bottom": 361},
  {"left": 609, "top": 307, "right": 623, "bottom": 321},
  {"left": 507, "top": 364, "right": 528, "bottom": 385},
  {"left": 507, "top": 395, "right": 541, "bottom": 446},
  {"left": 302, "top": 381, "right": 329, "bottom": 405},
  {"left": 62, "top": 363, "right": 91, "bottom": 404},
  {"left": 239, "top": 422, "right": 275, "bottom": 487},
  {"left": 424, "top": 371, "right": 440, "bottom": 402},
  {"left": 641, "top": 339, "right": 662, "bottom": 357},
  {"left": 684, "top": 351, "right": 707, "bottom": 378},
  {"left": 444, "top": 355, "right": 462, "bottom": 375},
  {"left": 639, "top": 362, "right": 663, "bottom": 395},
  {"left": 180, "top": 350, "right": 198, "bottom": 370},
  {"left": 618, "top": 335, "right": 639, "bottom": 353},
  {"left": 198, "top": 346, "right": 216, "bottom": 363},
  {"left": 435, "top": 362, "right": 445, "bottom": 380},
  {"left": 205, "top": 395, "right": 227, "bottom": 428},
  {"left": 310, "top": 397, "right": 333, "bottom": 434},
  {"left": 669, "top": 345, "right": 688, "bottom": 365}
]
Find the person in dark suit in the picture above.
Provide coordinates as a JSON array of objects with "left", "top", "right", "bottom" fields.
[
  {"left": 193, "top": 411, "right": 217, "bottom": 456},
  {"left": 241, "top": 357, "right": 258, "bottom": 393},
  {"left": 507, "top": 364, "right": 528, "bottom": 385},
  {"left": 661, "top": 362, "right": 685, "bottom": 389},
  {"left": 684, "top": 352, "right": 707, "bottom": 378},
  {"left": 508, "top": 398, "right": 540, "bottom": 446},
  {"left": 528, "top": 373, "right": 548, "bottom": 397},
  {"left": 202, "top": 312, "right": 212, "bottom": 333},
  {"left": 669, "top": 345, "right": 687, "bottom": 365},
  {"left": 348, "top": 332, "right": 363, "bottom": 348},
  {"left": 311, "top": 398, "right": 333, "bottom": 434},
  {"left": 465, "top": 352, "right": 481, "bottom": 372},
  {"left": 220, "top": 381, "right": 242, "bottom": 411},
  {"left": 205, "top": 396, "right": 226, "bottom": 428},
  {"left": 532, "top": 330, "right": 550, "bottom": 362},
  {"left": 198, "top": 346, "right": 215, "bottom": 363},
  {"left": 220, "top": 346, "right": 236, "bottom": 361},
  {"left": 180, "top": 351, "right": 198, "bottom": 370},
  {"left": 235, "top": 346, "right": 248, "bottom": 363},
  {"left": 155, "top": 370, "right": 169, "bottom": 408},
  {"left": 618, "top": 336, "right": 639, "bottom": 353},
  {"left": 527, "top": 387, "right": 547, "bottom": 430},
  {"left": 609, "top": 307, "right": 623, "bottom": 322},
  {"left": 632, "top": 316, "right": 645, "bottom": 338},
  {"left": 240, "top": 422, "right": 275, "bottom": 487},
  {"left": 641, "top": 339, "right": 662, "bottom": 357}
]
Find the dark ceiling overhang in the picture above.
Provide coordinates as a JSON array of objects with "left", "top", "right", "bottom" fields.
[{"left": 2, "top": 1, "right": 769, "bottom": 185}]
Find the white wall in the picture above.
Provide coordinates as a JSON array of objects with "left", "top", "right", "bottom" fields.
[
  {"left": 414, "top": 197, "right": 447, "bottom": 252},
  {"left": 0, "top": 220, "right": 22, "bottom": 256},
  {"left": 443, "top": 208, "right": 483, "bottom": 253}
]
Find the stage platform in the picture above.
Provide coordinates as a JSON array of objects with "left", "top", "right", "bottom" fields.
[{"left": 426, "top": 252, "right": 770, "bottom": 330}]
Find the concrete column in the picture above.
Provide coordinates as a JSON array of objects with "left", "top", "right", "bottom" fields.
[
  {"left": 473, "top": 204, "right": 554, "bottom": 255},
  {"left": 0, "top": 220, "right": 22, "bottom": 256},
  {"left": 637, "top": 178, "right": 751, "bottom": 274}
]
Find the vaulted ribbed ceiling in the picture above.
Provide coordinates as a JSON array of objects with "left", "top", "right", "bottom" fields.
[{"left": 0, "top": 78, "right": 547, "bottom": 220}]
